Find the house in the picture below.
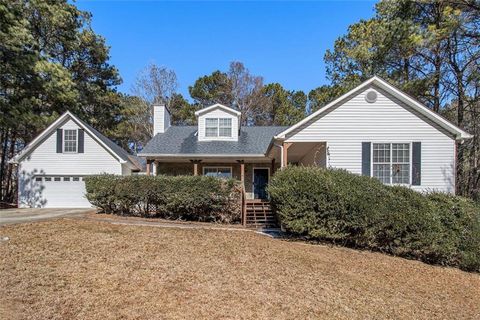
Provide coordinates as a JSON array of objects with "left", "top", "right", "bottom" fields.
[
  {"left": 10, "top": 111, "right": 143, "bottom": 208},
  {"left": 139, "top": 76, "right": 472, "bottom": 201},
  {"left": 11, "top": 76, "right": 471, "bottom": 210}
]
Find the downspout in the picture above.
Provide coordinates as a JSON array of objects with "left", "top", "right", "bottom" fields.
[{"left": 273, "top": 142, "right": 284, "bottom": 168}]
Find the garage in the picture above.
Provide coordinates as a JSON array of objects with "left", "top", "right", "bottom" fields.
[
  {"left": 33, "top": 176, "right": 92, "bottom": 208},
  {"left": 11, "top": 112, "right": 143, "bottom": 208}
]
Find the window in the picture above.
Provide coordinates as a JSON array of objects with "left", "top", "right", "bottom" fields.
[
  {"left": 63, "top": 129, "right": 77, "bottom": 153},
  {"left": 219, "top": 118, "right": 232, "bottom": 137},
  {"left": 73, "top": 177, "right": 80, "bottom": 181},
  {"left": 45, "top": 177, "right": 52, "bottom": 182},
  {"left": 205, "top": 118, "right": 218, "bottom": 137},
  {"left": 373, "top": 143, "right": 410, "bottom": 184},
  {"left": 54, "top": 177, "right": 61, "bottom": 181},
  {"left": 203, "top": 167, "right": 232, "bottom": 179},
  {"left": 35, "top": 177, "right": 42, "bottom": 182},
  {"left": 205, "top": 118, "right": 232, "bottom": 137},
  {"left": 64, "top": 177, "right": 70, "bottom": 181}
]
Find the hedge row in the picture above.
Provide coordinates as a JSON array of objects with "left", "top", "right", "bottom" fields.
[
  {"left": 268, "top": 166, "right": 480, "bottom": 272},
  {"left": 84, "top": 174, "right": 242, "bottom": 223}
]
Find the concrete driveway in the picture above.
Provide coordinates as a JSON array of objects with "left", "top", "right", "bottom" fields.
[{"left": 0, "top": 208, "right": 93, "bottom": 226}]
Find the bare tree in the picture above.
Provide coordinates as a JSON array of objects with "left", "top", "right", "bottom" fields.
[
  {"left": 132, "top": 63, "right": 178, "bottom": 108},
  {"left": 127, "top": 63, "right": 178, "bottom": 142},
  {"left": 228, "top": 62, "right": 267, "bottom": 125}
]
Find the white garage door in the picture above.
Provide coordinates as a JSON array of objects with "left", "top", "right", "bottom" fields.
[{"left": 34, "top": 176, "right": 92, "bottom": 208}]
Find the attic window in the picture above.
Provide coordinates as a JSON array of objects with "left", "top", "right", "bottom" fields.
[
  {"left": 205, "top": 118, "right": 232, "bottom": 137},
  {"left": 63, "top": 129, "right": 77, "bottom": 153},
  {"left": 365, "top": 90, "right": 378, "bottom": 103}
]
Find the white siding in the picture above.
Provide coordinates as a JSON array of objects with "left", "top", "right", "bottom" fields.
[
  {"left": 286, "top": 85, "right": 456, "bottom": 193},
  {"left": 18, "top": 119, "right": 123, "bottom": 207},
  {"left": 198, "top": 107, "right": 239, "bottom": 141}
]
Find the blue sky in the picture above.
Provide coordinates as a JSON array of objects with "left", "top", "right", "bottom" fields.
[{"left": 76, "top": 1, "right": 376, "bottom": 99}]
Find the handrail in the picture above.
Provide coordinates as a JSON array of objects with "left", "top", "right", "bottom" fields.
[{"left": 241, "top": 184, "right": 246, "bottom": 226}]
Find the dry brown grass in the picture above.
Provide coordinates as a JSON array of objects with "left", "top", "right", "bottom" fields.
[{"left": 0, "top": 219, "right": 479, "bottom": 320}]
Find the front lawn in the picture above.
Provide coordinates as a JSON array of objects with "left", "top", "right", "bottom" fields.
[{"left": 1, "top": 219, "right": 479, "bottom": 319}]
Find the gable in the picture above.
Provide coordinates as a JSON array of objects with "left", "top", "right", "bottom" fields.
[
  {"left": 11, "top": 112, "right": 140, "bottom": 172},
  {"left": 17, "top": 118, "right": 123, "bottom": 175},
  {"left": 285, "top": 84, "right": 455, "bottom": 141},
  {"left": 276, "top": 76, "right": 471, "bottom": 141}
]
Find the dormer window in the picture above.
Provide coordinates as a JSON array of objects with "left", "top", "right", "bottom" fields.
[
  {"left": 205, "top": 118, "right": 232, "bottom": 138},
  {"left": 63, "top": 129, "right": 78, "bottom": 153}
]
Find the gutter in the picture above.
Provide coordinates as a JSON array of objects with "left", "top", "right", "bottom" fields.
[{"left": 137, "top": 153, "right": 267, "bottom": 158}]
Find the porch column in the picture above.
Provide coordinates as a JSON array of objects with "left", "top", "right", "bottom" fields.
[
  {"left": 191, "top": 160, "right": 201, "bottom": 176},
  {"left": 153, "top": 160, "right": 158, "bottom": 176},
  {"left": 237, "top": 160, "right": 245, "bottom": 184},
  {"left": 282, "top": 142, "right": 292, "bottom": 168},
  {"left": 146, "top": 160, "right": 151, "bottom": 176},
  {"left": 237, "top": 160, "right": 246, "bottom": 227}
]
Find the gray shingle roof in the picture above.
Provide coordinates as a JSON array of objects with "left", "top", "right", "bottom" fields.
[{"left": 139, "top": 126, "right": 289, "bottom": 156}]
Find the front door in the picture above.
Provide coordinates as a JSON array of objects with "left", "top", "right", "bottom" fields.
[{"left": 253, "top": 168, "right": 269, "bottom": 199}]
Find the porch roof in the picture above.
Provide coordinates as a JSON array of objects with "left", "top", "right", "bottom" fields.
[{"left": 139, "top": 126, "right": 288, "bottom": 157}]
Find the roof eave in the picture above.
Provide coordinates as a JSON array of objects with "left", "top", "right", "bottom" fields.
[
  {"left": 138, "top": 153, "right": 267, "bottom": 158},
  {"left": 194, "top": 103, "right": 242, "bottom": 117}
]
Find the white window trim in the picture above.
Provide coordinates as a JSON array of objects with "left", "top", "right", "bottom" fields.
[
  {"left": 63, "top": 129, "right": 78, "bottom": 153},
  {"left": 202, "top": 166, "right": 233, "bottom": 178},
  {"left": 205, "top": 118, "right": 232, "bottom": 138},
  {"left": 371, "top": 142, "right": 412, "bottom": 186}
]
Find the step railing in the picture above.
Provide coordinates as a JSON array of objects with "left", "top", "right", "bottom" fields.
[{"left": 241, "top": 184, "right": 247, "bottom": 226}]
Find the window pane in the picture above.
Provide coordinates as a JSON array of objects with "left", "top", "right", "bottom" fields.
[
  {"left": 205, "top": 128, "right": 218, "bottom": 137},
  {"left": 219, "top": 118, "right": 231, "bottom": 127},
  {"left": 219, "top": 127, "right": 232, "bottom": 137},
  {"left": 373, "top": 164, "right": 390, "bottom": 184},
  {"left": 203, "top": 167, "right": 232, "bottom": 179},
  {"left": 392, "top": 143, "right": 409, "bottom": 163},
  {"left": 392, "top": 164, "right": 410, "bottom": 184},
  {"left": 205, "top": 118, "right": 218, "bottom": 127},
  {"left": 373, "top": 143, "right": 390, "bottom": 163},
  {"left": 217, "top": 168, "right": 232, "bottom": 178}
]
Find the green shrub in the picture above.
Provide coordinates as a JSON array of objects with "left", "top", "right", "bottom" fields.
[
  {"left": 84, "top": 174, "right": 241, "bottom": 223},
  {"left": 268, "top": 166, "right": 480, "bottom": 272}
]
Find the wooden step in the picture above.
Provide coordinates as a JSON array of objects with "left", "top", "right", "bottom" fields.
[{"left": 244, "top": 200, "right": 277, "bottom": 228}]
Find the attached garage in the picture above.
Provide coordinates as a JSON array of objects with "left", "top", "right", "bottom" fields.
[{"left": 10, "top": 111, "right": 143, "bottom": 208}]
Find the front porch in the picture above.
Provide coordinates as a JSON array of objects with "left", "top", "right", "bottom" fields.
[
  {"left": 143, "top": 141, "right": 327, "bottom": 227},
  {"left": 146, "top": 159, "right": 278, "bottom": 200}
]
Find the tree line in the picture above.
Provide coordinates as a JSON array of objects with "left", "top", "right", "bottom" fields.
[{"left": 1, "top": 0, "right": 479, "bottom": 203}]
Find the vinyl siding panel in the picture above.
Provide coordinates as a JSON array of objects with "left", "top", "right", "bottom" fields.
[
  {"left": 286, "top": 85, "right": 455, "bottom": 193},
  {"left": 198, "top": 108, "right": 239, "bottom": 141}
]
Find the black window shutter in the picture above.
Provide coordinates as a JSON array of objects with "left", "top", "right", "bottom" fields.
[
  {"left": 56, "top": 129, "right": 63, "bottom": 153},
  {"left": 78, "top": 129, "right": 85, "bottom": 153},
  {"left": 412, "top": 142, "right": 421, "bottom": 185},
  {"left": 362, "top": 142, "right": 371, "bottom": 176}
]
